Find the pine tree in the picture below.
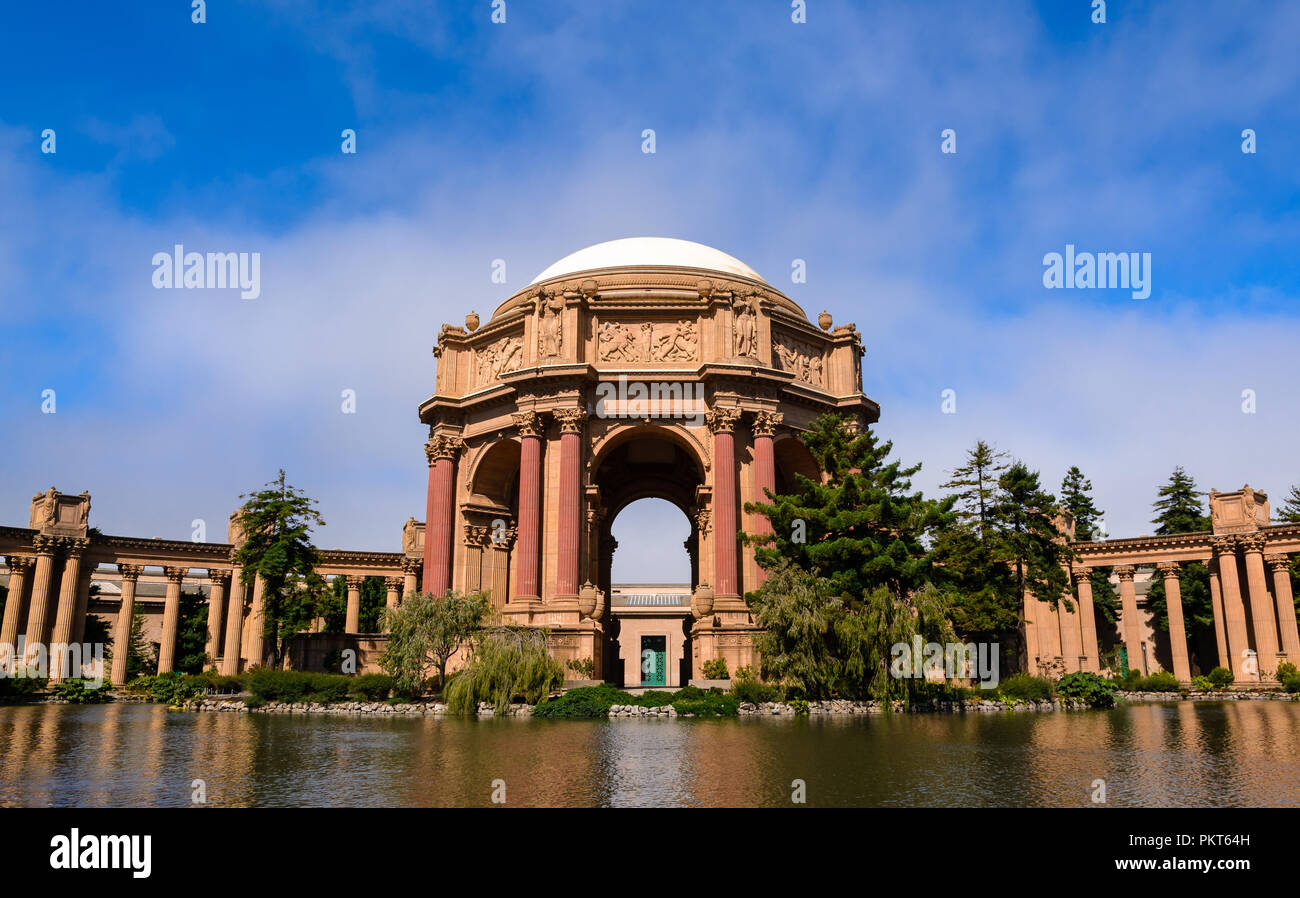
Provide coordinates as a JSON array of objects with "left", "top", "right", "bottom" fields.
[
  {"left": 994, "top": 463, "right": 1072, "bottom": 607},
  {"left": 745, "top": 414, "right": 955, "bottom": 602},
  {"left": 940, "top": 440, "right": 1008, "bottom": 543},
  {"left": 1151, "top": 466, "right": 1209, "bottom": 534},
  {"left": 1060, "top": 466, "right": 1104, "bottom": 541},
  {"left": 1278, "top": 485, "right": 1300, "bottom": 524},
  {"left": 232, "top": 470, "right": 326, "bottom": 667}
]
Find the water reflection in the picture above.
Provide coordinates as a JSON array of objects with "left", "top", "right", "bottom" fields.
[{"left": 0, "top": 702, "right": 1297, "bottom": 807}]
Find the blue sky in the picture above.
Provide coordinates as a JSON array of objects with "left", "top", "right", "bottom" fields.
[{"left": 2, "top": 0, "right": 1298, "bottom": 581}]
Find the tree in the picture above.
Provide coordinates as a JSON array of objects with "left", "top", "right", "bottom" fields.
[
  {"left": 1060, "top": 466, "right": 1104, "bottom": 541},
  {"left": 1152, "top": 466, "right": 1209, "bottom": 534},
  {"left": 380, "top": 590, "right": 490, "bottom": 696},
  {"left": 231, "top": 470, "right": 326, "bottom": 668},
  {"left": 746, "top": 560, "right": 954, "bottom": 702},
  {"left": 941, "top": 440, "right": 1008, "bottom": 542},
  {"left": 1278, "top": 485, "right": 1300, "bottom": 524},
  {"left": 444, "top": 625, "right": 565, "bottom": 713},
  {"left": 745, "top": 414, "right": 955, "bottom": 601}
]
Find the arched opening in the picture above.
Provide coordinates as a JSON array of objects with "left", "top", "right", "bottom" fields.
[{"left": 593, "top": 431, "right": 703, "bottom": 688}]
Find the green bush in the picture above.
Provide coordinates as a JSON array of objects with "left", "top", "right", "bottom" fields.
[
  {"left": 347, "top": 674, "right": 394, "bottom": 701},
  {"left": 1191, "top": 675, "right": 1214, "bottom": 692},
  {"left": 1113, "top": 669, "right": 1143, "bottom": 691},
  {"left": 0, "top": 674, "right": 47, "bottom": 700},
  {"left": 1055, "top": 672, "right": 1117, "bottom": 708},
  {"left": 1207, "top": 667, "right": 1234, "bottom": 689},
  {"left": 531, "top": 684, "right": 631, "bottom": 719},
  {"left": 1283, "top": 674, "right": 1300, "bottom": 694},
  {"left": 788, "top": 698, "right": 809, "bottom": 716},
  {"left": 1137, "top": 671, "right": 1181, "bottom": 692},
  {"left": 731, "top": 678, "right": 778, "bottom": 704},
  {"left": 51, "top": 678, "right": 112, "bottom": 704},
  {"left": 999, "top": 673, "right": 1053, "bottom": 702},
  {"left": 1275, "top": 662, "right": 1298, "bottom": 683},
  {"left": 150, "top": 672, "right": 201, "bottom": 705},
  {"left": 702, "top": 657, "right": 729, "bottom": 679},
  {"left": 672, "top": 692, "right": 738, "bottom": 718},
  {"left": 445, "top": 626, "right": 565, "bottom": 714}
]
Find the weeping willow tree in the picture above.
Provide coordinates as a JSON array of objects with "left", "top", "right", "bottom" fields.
[
  {"left": 444, "top": 626, "right": 565, "bottom": 714},
  {"left": 748, "top": 560, "right": 955, "bottom": 702},
  {"left": 380, "top": 590, "right": 489, "bottom": 696}
]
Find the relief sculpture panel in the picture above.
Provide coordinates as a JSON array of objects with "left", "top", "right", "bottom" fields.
[
  {"left": 473, "top": 332, "right": 524, "bottom": 386},
  {"left": 773, "top": 331, "right": 825, "bottom": 387},
  {"left": 597, "top": 319, "right": 699, "bottom": 363}
]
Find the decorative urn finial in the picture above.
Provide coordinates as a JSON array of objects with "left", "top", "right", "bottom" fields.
[
  {"left": 465, "top": 310, "right": 480, "bottom": 332},
  {"left": 818, "top": 310, "right": 833, "bottom": 332}
]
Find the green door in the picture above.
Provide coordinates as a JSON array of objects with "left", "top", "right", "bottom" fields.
[{"left": 640, "top": 635, "right": 667, "bottom": 687}]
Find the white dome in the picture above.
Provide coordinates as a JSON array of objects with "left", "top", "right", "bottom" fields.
[{"left": 529, "top": 237, "right": 767, "bottom": 285}]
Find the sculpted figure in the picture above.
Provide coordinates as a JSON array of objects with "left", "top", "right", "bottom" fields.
[
  {"left": 539, "top": 296, "right": 563, "bottom": 357},
  {"left": 733, "top": 298, "right": 756, "bottom": 358}
]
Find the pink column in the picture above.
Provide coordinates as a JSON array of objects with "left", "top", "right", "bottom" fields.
[
  {"left": 1158, "top": 562, "right": 1191, "bottom": 683},
  {"left": 554, "top": 409, "right": 586, "bottom": 599},
  {"left": 751, "top": 411, "right": 781, "bottom": 586},
  {"left": 422, "top": 434, "right": 462, "bottom": 597},
  {"left": 513, "top": 412, "right": 543, "bottom": 602},
  {"left": 1267, "top": 554, "right": 1300, "bottom": 661},
  {"left": 0, "top": 556, "right": 33, "bottom": 673},
  {"left": 707, "top": 407, "right": 742, "bottom": 598}
]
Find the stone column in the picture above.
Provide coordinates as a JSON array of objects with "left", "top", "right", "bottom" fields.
[
  {"left": 1057, "top": 577, "right": 1083, "bottom": 673},
  {"left": 1072, "top": 567, "right": 1099, "bottom": 672},
  {"left": 513, "top": 412, "right": 544, "bottom": 604},
  {"left": 345, "top": 574, "right": 363, "bottom": 633},
  {"left": 1267, "top": 554, "right": 1299, "bottom": 662},
  {"left": 750, "top": 411, "right": 781, "bottom": 586},
  {"left": 422, "top": 434, "right": 463, "bottom": 597},
  {"left": 401, "top": 558, "right": 419, "bottom": 600},
  {"left": 1208, "top": 559, "right": 1230, "bottom": 670},
  {"left": 205, "top": 569, "right": 229, "bottom": 664},
  {"left": 155, "top": 566, "right": 188, "bottom": 674},
  {"left": 111, "top": 564, "right": 144, "bottom": 685},
  {"left": 1, "top": 556, "right": 33, "bottom": 672},
  {"left": 49, "top": 537, "right": 89, "bottom": 680},
  {"left": 1115, "top": 566, "right": 1141, "bottom": 672},
  {"left": 221, "top": 567, "right": 246, "bottom": 676},
  {"left": 22, "top": 536, "right": 59, "bottom": 669},
  {"left": 706, "top": 407, "right": 743, "bottom": 600},
  {"left": 245, "top": 573, "right": 267, "bottom": 668},
  {"left": 1240, "top": 535, "right": 1279, "bottom": 674},
  {"left": 1157, "top": 562, "right": 1191, "bottom": 683},
  {"left": 1213, "top": 537, "right": 1252, "bottom": 682},
  {"left": 383, "top": 576, "right": 401, "bottom": 632},
  {"left": 554, "top": 408, "right": 586, "bottom": 602}
]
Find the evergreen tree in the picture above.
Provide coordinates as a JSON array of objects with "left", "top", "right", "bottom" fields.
[
  {"left": 174, "top": 590, "right": 210, "bottom": 674},
  {"left": 1278, "top": 485, "right": 1300, "bottom": 524},
  {"left": 1152, "top": 467, "right": 1209, "bottom": 534},
  {"left": 994, "top": 463, "right": 1072, "bottom": 608},
  {"left": 232, "top": 470, "right": 326, "bottom": 668},
  {"left": 1060, "top": 466, "right": 1104, "bottom": 541},
  {"left": 745, "top": 415, "right": 954, "bottom": 602},
  {"left": 940, "top": 440, "right": 1008, "bottom": 543}
]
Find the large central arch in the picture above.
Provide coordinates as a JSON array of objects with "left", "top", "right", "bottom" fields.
[{"left": 415, "top": 237, "right": 878, "bottom": 679}]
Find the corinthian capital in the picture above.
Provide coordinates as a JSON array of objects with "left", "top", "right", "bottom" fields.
[
  {"left": 511, "top": 411, "right": 543, "bottom": 438},
  {"left": 1156, "top": 562, "right": 1181, "bottom": 578},
  {"left": 1238, "top": 534, "right": 1266, "bottom": 554},
  {"left": 425, "top": 434, "right": 465, "bottom": 463},
  {"left": 1212, "top": 535, "right": 1239, "bottom": 556},
  {"left": 705, "top": 406, "right": 742, "bottom": 435},
  {"left": 1114, "top": 565, "right": 1136, "bottom": 582},
  {"left": 554, "top": 408, "right": 588, "bottom": 434},
  {"left": 163, "top": 566, "right": 188, "bottom": 583},
  {"left": 1266, "top": 554, "right": 1292, "bottom": 573},
  {"left": 751, "top": 410, "right": 783, "bottom": 438},
  {"left": 117, "top": 563, "right": 144, "bottom": 581},
  {"left": 5, "top": 555, "right": 34, "bottom": 575}
]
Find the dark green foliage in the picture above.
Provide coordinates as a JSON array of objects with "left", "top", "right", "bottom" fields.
[
  {"left": 995, "top": 462, "right": 1072, "bottom": 611},
  {"left": 1060, "top": 466, "right": 1104, "bottom": 541},
  {"left": 672, "top": 692, "right": 739, "bottom": 717},
  {"left": 1089, "top": 569, "right": 1120, "bottom": 625},
  {"left": 998, "top": 673, "right": 1053, "bottom": 702},
  {"left": 531, "top": 684, "right": 740, "bottom": 719},
  {"left": 231, "top": 470, "right": 327, "bottom": 667},
  {"left": 1138, "top": 671, "right": 1181, "bottom": 692},
  {"left": 0, "top": 674, "right": 47, "bottom": 700},
  {"left": 1276, "top": 485, "right": 1300, "bottom": 523},
  {"left": 380, "top": 590, "right": 490, "bottom": 695},
  {"left": 744, "top": 415, "right": 955, "bottom": 600},
  {"left": 730, "top": 677, "right": 778, "bottom": 704},
  {"left": 1146, "top": 562, "right": 1213, "bottom": 646},
  {"left": 701, "top": 657, "right": 729, "bottom": 679},
  {"left": 941, "top": 439, "right": 1008, "bottom": 542},
  {"left": 147, "top": 672, "right": 202, "bottom": 705},
  {"left": 1151, "top": 467, "right": 1210, "bottom": 534},
  {"left": 174, "top": 590, "right": 210, "bottom": 674},
  {"left": 51, "top": 678, "right": 112, "bottom": 703},
  {"left": 1207, "top": 666, "right": 1235, "bottom": 688},
  {"left": 1055, "top": 672, "right": 1117, "bottom": 708},
  {"left": 1283, "top": 675, "right": 1300, "bottom": 694}
]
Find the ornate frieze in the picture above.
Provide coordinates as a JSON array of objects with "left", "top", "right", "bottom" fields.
[
  {"left": 473, "top": 333, "right": 524, "bottom": 386},
  {"left": 597, "top": 319, "right": 699, "bottom": 363},
  {"left": 773, "top": 331, "right": 825, "bottom": 387}
]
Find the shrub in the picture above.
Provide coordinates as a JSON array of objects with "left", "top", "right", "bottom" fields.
[
  {"left": 51, "top": 678, "right": 112, "bottom": 704},
  {"left": 565, "top": 657, "right": 596, "bottom": 679},
  {"left": 0, "top": 674, "right": 47, "bottom": 700},
  {"left": 672, "top": 692, "right": 738, "bottom": 718},
  {"left": 1283, "top": 675, "right": 1300, "bottom": 694},
  {"left": 1207, "top": 667, "right": 1235, "bottom": 689},
  {"left": 999, "top": 673, "right": 1053, "bottom": 702},
  {"left": 531, "top": 684, "right": 632, "bottom": 719},
  {"left": 1055, "top": 672, "right": 1117, "bottom": 708},
  {"left": 702, "top": 657, "right": 729, "bottom": 680},
  {"left": 1113, "top": 669, "right": 1143, "bottom": 691},
  {"left": 1137, "top": 671, "right": 1180, "bottom": 693},
  {"left": 445, "top": 626, "right": 565, "bottom": 714},
  {"left": 1275, "top": 662, "right": 1298, "bottom": 683},
  {"left": 150, "top": 671, "right": 201, "bottom": 705},
  {"left": 1191, "top": 675, "right": 1214, "bottom": 692},
  {"left": 731, "top": 678, "right": 777, "bottom": 704},
  {"left": 347, "top": 674, "right": 394, "bottom": 701},
  {"left": 788, "top": 698, "right": 809, "bottom": 716}
]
